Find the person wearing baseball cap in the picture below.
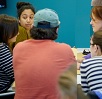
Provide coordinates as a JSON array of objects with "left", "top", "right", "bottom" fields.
[
  {"left": 13, "top": 8, "right": 76, "bottom": 99},
  {"left": 34, "top": 8, "right": 60, "bottom": 28}
]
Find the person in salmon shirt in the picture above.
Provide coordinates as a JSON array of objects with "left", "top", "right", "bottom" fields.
[{"left": 13, "top": 8, "right": 76, "bottom": 99}]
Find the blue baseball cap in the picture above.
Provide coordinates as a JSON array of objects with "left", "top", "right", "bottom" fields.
[{"left": 34, "top": 8, "right": 60, "bottom": 28}]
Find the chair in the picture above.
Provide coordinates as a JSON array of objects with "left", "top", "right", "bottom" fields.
[
  {"left": 87, "top": 91, "right": 99, "bottom": 99},
  {"left": 0, "top": 90, "right": 15, "bottom": 99}
]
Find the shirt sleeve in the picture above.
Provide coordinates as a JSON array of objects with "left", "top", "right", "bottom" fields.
[
  {"left": 83, "top": 53, "right": 91, "bottom": 59},
  {"left": 0, "top": 45, "right": 14, "bottom": 79},
  {"left": 80, "top": 61, "right": 90, "bottom": 93}
]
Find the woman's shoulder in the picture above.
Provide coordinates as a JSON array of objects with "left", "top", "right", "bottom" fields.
[
  {"left": 18, "top": 25, "right": 28, "bottom": 38},
  {"left": 15, "top": 25, "right": 29, "bottom": 44},
  {"left": 55, "top": 42, "right": 72, "bottom": 50},
  {"left": 19, "top": 25, "right": 27, "bottom": 33},
  {"left": 0, "top": 42, "right": 8, "bottom": 48},
  {"left": 0, "top": 43, "right": 11, "bottom": 56},
  {"left": 81, "top": 56, "right": 102, "bottom": 68},
  {"left": 14, "top": 40, "right": 29, "bottom": 50},
  {"left": 83, "top": 56, "right": 102, "bottom": 62}
]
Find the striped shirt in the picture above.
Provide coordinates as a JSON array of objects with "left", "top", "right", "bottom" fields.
[
  {"left": 0, "top": 43, "right": 14, "bottom": 93},
  {"left": 80, "top": 56, "right": 102, "bottom": 94}
]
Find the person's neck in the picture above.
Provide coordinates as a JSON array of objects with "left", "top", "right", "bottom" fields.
[
  {"left": 27, "top": 29, "right": 29, "bottom": 32},
  {"left": 26, "top": 30, "right": 31, "bottom": 38}
]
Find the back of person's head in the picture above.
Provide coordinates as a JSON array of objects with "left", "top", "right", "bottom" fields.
[
  {"left": 58, "top": 64, "right": 77, "bottom": 99},
  {"left": 0, "top": 14, "right": 18, "bottom": 45},
  {"left": 91, "top": 6, "right": 102, "bottom": 20},
  {"left": 92, "top": 30, "right": 102, "bottom": 52},
  {"left": 30, "top": 8, "right": 60, "bottom": 40},
  {"left": 91, "top": 0, "right": 102, "bottom": 6},
  {"left": 16, "top": 2, "right": 35, "bottom": 18}
]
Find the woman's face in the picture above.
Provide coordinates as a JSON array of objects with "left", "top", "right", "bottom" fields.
[
  {"left": 90, "top": 13, "right": 102, "bottom": 32},
  {"left": 19, "top": 9, "right": 34, "bottom": 30}
]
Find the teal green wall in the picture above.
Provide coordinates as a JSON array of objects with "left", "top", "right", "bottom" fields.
[
  {"left": 0, "top": 0, "right": 92, "bottom": 48},
  {"left": 75, "top": 0, "right": 91, "bottom": 48}
]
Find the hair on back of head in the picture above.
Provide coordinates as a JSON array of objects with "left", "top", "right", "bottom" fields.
[
  {"left": 91, "top": 6, "right": 102, "bottom": 20},
  {"left": 0, "top": 14, "right": 18, "bottom": 46},
  {"left": 58, "top": 63, "right": 77, "bottom": 98},
  {"left": 16, "top": 2, "right": 31, "bottom": 10},
  {"left": 93, "top": 30, "right": 102, "bottom": 52},
  {"left": 91, "top": 0, "right": 102, "bottom": 6}
]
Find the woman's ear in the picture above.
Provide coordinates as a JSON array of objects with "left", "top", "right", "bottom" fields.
[
  {"left": 19, "top": 20, "right": 20, "bottom": 23},
  {"left": 94, "top": 45, "right": 102, "bottom": 55},
  {"left": 18, "top": 17, "right": 20, "bottom": 23},
  {"left": 94, "top": 45, "right": 99, "bottom": 52},
  {"left": 94, "top": 45, "right": 100, "bottom": 52}
]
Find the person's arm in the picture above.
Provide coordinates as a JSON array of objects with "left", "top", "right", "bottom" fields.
[
  {"left": 77, "top": 53, "right": 91, "bottom": 69},
  {"left": 0, "top": 44, "right": 14, "bottom": 93},
  {"left": 83, "top": 53, "right": 91, "bottom": 59},
  {"left": 0, "top": 44, "right": 14, "bottom": 79},
  {"left": 80, "top": 61, "right": 90, "bottom": 93}
]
